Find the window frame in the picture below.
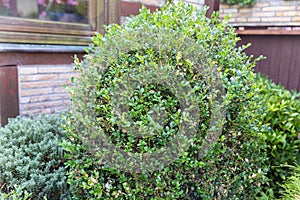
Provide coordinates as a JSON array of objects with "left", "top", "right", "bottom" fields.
[{"left": 0, "top": 0, "right": 120, "bottom": 45}]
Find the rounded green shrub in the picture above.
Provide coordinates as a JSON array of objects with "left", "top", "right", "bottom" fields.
[
  {"left": 65, "top": 2, "right": 268, "bottom": 199},
  {"left": 0, "top": 114, "right": 69, "bottom": 199},
  {"left": 254, "top": 75, "right": 300, "bottom": 196}
]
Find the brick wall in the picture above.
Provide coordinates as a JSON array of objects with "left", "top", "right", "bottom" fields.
[
  {"left": 19, "top": 64, "right": 76, "bottom": 116},
  {"left": 220, "top": 0, "right": 300, "bottom": 26}
]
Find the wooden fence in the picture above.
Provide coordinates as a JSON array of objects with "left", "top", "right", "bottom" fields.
[
  {"left": 0, "top": 65, "right": 19, "bottom": 126},
  {"left": 237, "top": 29, "right": 300, "bottom": 92}
]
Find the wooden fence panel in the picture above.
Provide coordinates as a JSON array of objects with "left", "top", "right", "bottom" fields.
[
  {"left": 0, "top": 65, "right": 19, "bottom": 126},
  {"left": 237, "top": 32, "right": 300, "bottom": 92}
]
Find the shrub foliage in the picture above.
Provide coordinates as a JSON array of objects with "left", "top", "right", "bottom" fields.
[
  {"left": 280, "top": 165, "right": 300, "bottom": 200},
  {"left": 254, "top": 75, "right": 300, "bottom": 196},
  {"left": 65, "top": 2, "right": 268, "bottom": 199},
  {"left": 0, "top": 185, "right": 31, "bottom": 200},
  {"left": 221, "top": 0, "right": 256, "bottom": 7},
  {"left": 0, "top": 114, "right": 68, "bottom": 199}
]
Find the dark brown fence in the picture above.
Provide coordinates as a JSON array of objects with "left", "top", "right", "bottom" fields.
[
  {"left": 237, "top": 29, "right": 300, "bottom": 92},
  {"left": 0, "top": 65, "right": 19, "bottom": 126}
]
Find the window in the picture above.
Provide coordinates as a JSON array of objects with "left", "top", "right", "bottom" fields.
[{"left": 0, "top": 0, "right": 120, "bottom": 45}]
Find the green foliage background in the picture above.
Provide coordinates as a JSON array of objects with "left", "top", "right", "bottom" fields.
[
  {"left": 221, "top": 0, "right": 257, "bottom": 7},
  {"left": 254, "top": 75, "right": 300, "bottom": 197},
  {"left": 0, "top": 2, "right": 299, "bottom": 200},
  {"left": 64, "top": 2, "right": 268, "bottom": 199},
  {"left": 279, "top": 165, "right": 300, "bottom": 200},
  {"left": 0, "top": 114, "right": 69, "bottom": 199}
]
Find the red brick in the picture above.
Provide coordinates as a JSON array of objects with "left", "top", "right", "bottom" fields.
[
  {"left": 20, "top": 97, "right": 30, "bottom": 104},
  {"left": 256, "top": 2, "right": 269, "bottom": 7},
  {"left": 19, "top": 67, "right": 38, "bottom": 75},
  {"left": 262, "top": 6, "right": 296, "bottom": 12},
  {"left": 224, "top": 8, "right": 238, "bottom": 13},
  {"left": 238, "top": 8, "right": 259, "bottom": 13},
  {"left": 38, "top": 65, "right": 74, "bottom": 73},
  {"left": 58, "top": 73, "right": 78, "bottom": 80},
  {"left": 261, "top": 17, "right": 291, "bottom": 22},
  {"left": 276, "top": 11, "right": 300, "bottom": 17},
  {"left": 52, "top": 106, "right": 70, "bottom": 113},
  {"left": 21, "top": 80, "right": 69, "bottom": 89},
  {"left": 21, "top": 100, "right": 63, "bottom": 110},
  {"left": 252, "top": 12, "right": 275, "bottom": 17},
  {"left": 236, "top": 17, "right": 247, "bottom": 23},
  {"left": 20, "top": 108, "right": 52, "bottom": 116},
  {"left": 29, "top": 95, "right": 49, "bottom": 103},
  {"left": 49, "top": 93, "right": 70, "bottom": 101},
  {"left": 293, "top": 17, "right": 300, "bottom": 22},
  {"left": 63, "top": 99, "right": 71, "bottom": 106},
  {"left": 53, "top": 87, "right": 67, "bottom": 93},
  {"left": 21, "top": 88, "right": 53, "bottom": 97},
  {"left": 220, "top": 4, "right": 239, "bottom": 9},
  {"left": 247, "top": 17, "right": 261, "bottom": 22},
  {"left": 20, "top": 74, "right": 58, "bottom": 82}
]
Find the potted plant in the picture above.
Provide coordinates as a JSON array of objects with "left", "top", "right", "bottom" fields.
[{"left": 38, "top": 0, "right": 87, "bottom": 23}]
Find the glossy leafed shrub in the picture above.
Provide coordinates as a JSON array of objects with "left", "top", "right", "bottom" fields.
[
  {"left": 254, "top": 75, "right": 300, "bottom": 196},
  {"left": 64, "top": 2, "right": 268, "bottom": 199},
  {"left": 0, "top": 114, "right": 69, "bottom": 199}
]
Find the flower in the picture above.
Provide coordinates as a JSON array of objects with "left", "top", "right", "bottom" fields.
[
  {"left": 40, "top": 11, "right": 47, "bottom": 17},
  {"left": 38, "top": 0, "right": 78, "bottom": 6},
  {"left": 67, "top": 0, "right": 78, "bottom": 6},
  {"left": 37, "top": 0, "right": 85, "bottom": 23},
  {"left": 1, "top": 0, "right": 10, "bottom": 8},
  {"left": 38, "top": 0, "right": 79, "bottom": 14}
]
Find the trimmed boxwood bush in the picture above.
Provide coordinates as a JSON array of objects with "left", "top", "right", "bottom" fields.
[
  {"left": 0, "top": 114, "right": 69, "bottom": 200},
  {"left": 64, "top": 2, "right": 268, "bottom": 199},
  {"left": 254, "top": 75, "right": 300, "bottom": 196}
]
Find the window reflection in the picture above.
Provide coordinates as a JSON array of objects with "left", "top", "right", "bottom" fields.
[{"left": 0, "top": 0, "right": 88, "bottom": 23}]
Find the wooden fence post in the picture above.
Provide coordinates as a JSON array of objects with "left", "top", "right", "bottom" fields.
[
  {"left": 0, "top": 65, "right": 19, "bottom": 126},
  {"left": 107, "top": 0, "right": 121, "bottom": 25},
  {"left": 205, "top": 0, "right": 220, "bottom": 18}
]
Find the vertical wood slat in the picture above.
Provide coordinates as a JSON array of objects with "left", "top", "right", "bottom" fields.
[
  {"left": 120, "top": 1, "right": 160, "bottom": 17},
  {"left": 237, "top": 34, "right": 300, "bottom": 92},
  {"left": 0, "top": 65, "right": 19, "bottom": 126},
  {"left": 9, "top": 0, "right": 18, "bottom": 17},
  {"left": 107, "top": 0, "right": 121, "bottom": 25},
  {"left": 205, "top": 0, "right": 220, "bottom": 18}
]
